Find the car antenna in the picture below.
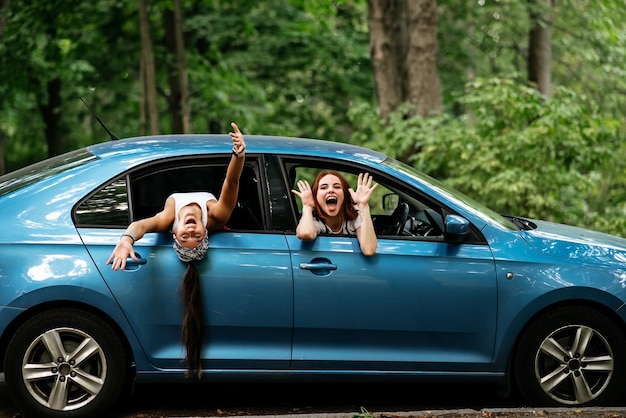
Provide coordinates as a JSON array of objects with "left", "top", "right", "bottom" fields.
[{"left": 79, "top": 97, "right": 119, "bottom": 141}]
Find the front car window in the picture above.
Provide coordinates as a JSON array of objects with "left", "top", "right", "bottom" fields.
[
  {"left": 285, "top": 160, "right": 432, "bottom": 238},
  {"left": 283, "top": 157, "right": 488, "bottom": 243}
]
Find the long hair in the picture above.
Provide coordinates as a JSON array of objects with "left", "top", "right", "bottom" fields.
[
  {"left": 178, "top": 262, "right": 204, "bottom": 378},
  {"left": 311, "top": 170, "right": 358, "bottom": 222}
]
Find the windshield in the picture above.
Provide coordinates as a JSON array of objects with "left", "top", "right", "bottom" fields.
[
  {"left": 0, "top": 149, "right": 97, "bottom": 198},
  {"left": 384, "top": 158, "right": 518, "bottom": 230}
]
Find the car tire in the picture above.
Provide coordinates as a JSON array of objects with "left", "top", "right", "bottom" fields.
[
  {"left": 4, "top": 308, "right": 128, "bottom": 418},
  {"left": 514, "top": 305, "right": 626, "bottom": 407}
]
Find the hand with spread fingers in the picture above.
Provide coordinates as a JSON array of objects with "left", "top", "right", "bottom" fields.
[
  {"left": 349, "top": 172, "right": 378, "bottom": 208},
  {"left": 292, "top": 180, "right": 315, "bottom": 208},
  {"left": 106, "top": 236, "right": 137, "bottom": 271}
]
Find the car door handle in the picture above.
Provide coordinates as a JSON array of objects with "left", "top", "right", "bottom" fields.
[
  {"left": 124, "top": 254, "right": 147, "bottom": 271},
  {"left": 299, "top": 262, "right": 338, "bottom": 271},
  {"left": 127, "top": 257, "right": 147, "bottom": 265},
  {"left": 299, "top": 258, "right": 338, "bottom": 276}
]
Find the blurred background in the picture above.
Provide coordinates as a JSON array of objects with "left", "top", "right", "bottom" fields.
[{"left": 1, "top": 0, "right": 625, "bottom": 235}]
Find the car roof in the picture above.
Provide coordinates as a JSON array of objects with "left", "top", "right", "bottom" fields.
[{"left": 87, "top": 134, "right": 387, "bottom": 167}]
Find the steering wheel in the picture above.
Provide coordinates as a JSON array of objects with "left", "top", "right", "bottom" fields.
[{"left": 383, "top": 202, "right": 409, "bottom": 236}]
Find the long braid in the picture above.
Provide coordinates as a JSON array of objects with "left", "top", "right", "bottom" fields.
[{"left": 178, "top": 262, "right": 204, "bottom": 378}]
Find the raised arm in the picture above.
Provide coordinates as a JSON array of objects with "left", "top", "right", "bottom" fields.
[
  {"left": 292, "top": 179, "right": 319, "bottom": 241},
  {"left": 207, "top": 122, "right": 246, "bottom": 229},
  {"left": 350, "top": 172, "right": 378, "bottom": 256}
]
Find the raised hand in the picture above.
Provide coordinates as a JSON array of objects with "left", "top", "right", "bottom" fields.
[
  {"left": 349, "top": 172, "right": 378, "bottom": 207},
  {"left": 292, "top": 179, "right": 316, "bottom": 208},
  {"left": 230, "top": 122, "right": 246, "bottom": 156}
]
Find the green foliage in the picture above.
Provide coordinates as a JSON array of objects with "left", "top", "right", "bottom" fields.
[
  {"left": 0, "top": 0, "right": 372, "bottom": 171},
  {"left": 2, "top": 0, "right": 626, "bottom": 239},
  {"left": 554, "top": 0, "right": 626, "bottom": 118},
  {"left": 352, "top": 406, "right": 374, "bottom": 418},
  {"left": 350, "top": 76, "right": 626, "bottom": 236},
  {"left": 184, "top": 0, "right": 371, "bottom": 139}
]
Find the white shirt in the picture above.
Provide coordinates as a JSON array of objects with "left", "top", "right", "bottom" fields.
[
  {"left": 312, "top": 206, "right": 364, "bottom": 235},
  {"left": 170, "top": 192, "right": 217, "bottom": 231}
]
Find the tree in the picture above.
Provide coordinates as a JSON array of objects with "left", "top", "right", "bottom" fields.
[
  {"left": 139, "top": 0, "right": 159, "bottom": 135},
  {"left": 0, "top": 0, "right": 9, "bottom": 174},
  {"left": 367, "top": 0, "right": 404, "bottom": 118},
  {"left": 164, "top": 0, "right": 190, "bottom": 134},
  {"left": 367, "top": 0, "right": 441, "bottom": 119},
  {"left": 528, "top": 0, "right": 553, "bottom": 96},
  {"left": 0, "top": 0, "right": 8, "bottom": 37},
  {"left": 406, "top": 0, "right": 442, "bottom": 116}
]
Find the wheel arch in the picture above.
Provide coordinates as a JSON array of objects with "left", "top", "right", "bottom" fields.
[{"left": 498, "top": 289, "right": 626, "bottom": 390}]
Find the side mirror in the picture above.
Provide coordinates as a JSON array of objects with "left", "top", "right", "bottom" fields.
[
  {"left": 382, "top": 193, "right": 400, "bottom": 213},
  {"left": 444, "top": 214, "right": 469, "bottom": 243}
]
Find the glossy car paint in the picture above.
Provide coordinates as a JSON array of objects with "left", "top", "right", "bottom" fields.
[{"left": 2, "top": 134, "right": 626, "bottom": 390}]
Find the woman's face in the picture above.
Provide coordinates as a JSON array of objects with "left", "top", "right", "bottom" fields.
[
  {"left": 315, "top": 174, "right": 345, "bottom": 218},
  {"left": 173, "top": 203, "right": 207, "bottom": 249}
]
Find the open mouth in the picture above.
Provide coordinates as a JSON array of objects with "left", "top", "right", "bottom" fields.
[
  {"left": 184, "top": 216, "right": 197, "bottom": 226},
  {"left": 325, "top": 196, "right": 338, "bottom": 211}
]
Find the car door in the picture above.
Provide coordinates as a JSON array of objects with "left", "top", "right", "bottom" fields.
[
  {"left": 77, "top": 157, "right": 294, "bottom": 371},
  {"left": 285, "top": 163, "right": 498, "bottom": 372}
]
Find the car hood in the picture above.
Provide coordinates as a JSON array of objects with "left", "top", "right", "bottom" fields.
[{"left": 520, "top": 219, "right": 626, "bottom": 262}]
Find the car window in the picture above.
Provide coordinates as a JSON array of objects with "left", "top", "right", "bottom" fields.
[
  {"left": 284, "top": 159, "right": 483, "bottom": 242},
  {"left": 74, "top": 178, "right": 129, "bottom": 227},
  {"left": 290, "top": 167, "right": 395, "bottom": 218},
  {"left": 74, "top": 159, "right": 264, "bottom": 231},
  {"left": 131, "top": 162, "right": 264, "bottom": 231},
  {"left": 286, "top": 161, "right": 431, "bottom": 237}
]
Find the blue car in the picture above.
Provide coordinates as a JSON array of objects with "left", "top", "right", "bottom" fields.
[{"left": 2, "top": 134, "right": 626, "bottom": 418}]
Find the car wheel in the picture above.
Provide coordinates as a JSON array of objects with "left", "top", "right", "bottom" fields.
[
  {"left": 4, "top": 308, "right": 128, "bottom": 418},
  {"left": 514, "top": 306, "right": 626, "bottom": 407}
]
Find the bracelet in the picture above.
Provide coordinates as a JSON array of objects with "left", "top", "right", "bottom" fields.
[
  {"left": 121, "top": 230, "right": 137, "bottom": 244},
  {"left": 232, "top": 146, "right": 245, "bottom": 158}
]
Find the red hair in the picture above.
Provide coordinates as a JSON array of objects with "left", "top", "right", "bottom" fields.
[{"left": 311, "top": 170, "right": 358, "bottom": 223}]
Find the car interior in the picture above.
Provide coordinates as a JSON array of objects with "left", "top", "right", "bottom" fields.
[
  {"left": 75, "top": 157, "right": 463, "bottom": 240},
  {"left": 286, "top": 163, "right": 448, "bottom": 239},
  {"left": 130, "top": 163, "right": 264, "bottom": 231}
]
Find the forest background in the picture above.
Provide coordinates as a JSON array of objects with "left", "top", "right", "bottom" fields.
[{"left": 1, "top": 0, "right": 625, "bottom": 236}]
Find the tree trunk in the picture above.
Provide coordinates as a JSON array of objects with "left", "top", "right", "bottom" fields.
[
  {"left": 368, "top": 0, "right": 441, "bottom": 118},
  {"left": 0, "top": 0, "right": 9, "bottom": 173},
  {"left": 139, "top": 55, "right": 147, "bottom": 136},
  {"left": 368, "top": 0, "right": 406, "bottom": 118},
  {"left": 0, "top": 127, "right": 5, "bottom": 175},
  {"left": 164, "top": 0, "right": 190, "bottom": 134},
  {"left": 40, "top": 78, "right": 63, "bottom": 157},
  {"left": 406, "top": 0, "right": 442, "bottom": 117},
  {"left": 528, "top": 0, "right": 553, "bottom": 96},
  {"left": 173, "top": 0, "right": 190, "bottom": 133},
  {"left": 164, "top": 9, "right": 183, "bottom": 134},
  {"left": 139, "top": 0, "right": 160, "bottom": 135},
  {"left": 0, "top": 0, "right": 10, "bottom": 39}
]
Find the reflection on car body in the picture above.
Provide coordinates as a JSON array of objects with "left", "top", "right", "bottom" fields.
[{"left": 1, "top": 134, "right": 626, "bottom": 417}]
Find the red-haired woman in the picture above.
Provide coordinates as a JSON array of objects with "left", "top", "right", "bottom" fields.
[{"left": 292, "top": 170, "right": 378, "bottom": 256}]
